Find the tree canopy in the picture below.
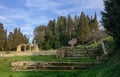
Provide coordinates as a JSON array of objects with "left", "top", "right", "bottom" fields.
[
  {"left": 34, "top": 12, "right": 101, "bottom": 50},
  {"left": 102, "top": 0, "right": 120, "bottom": 45}
]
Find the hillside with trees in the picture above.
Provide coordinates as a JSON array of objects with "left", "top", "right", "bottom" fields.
[
  {"left": 34, "top": 12, "right": 106, "bottom": 50},
  {"left": 0, "top": 11, "right": 106, "bottom": 51}
]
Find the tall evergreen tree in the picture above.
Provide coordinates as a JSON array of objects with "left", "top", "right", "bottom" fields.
[
  {"left": 7, "top": 28, "right": 28, "bottom": 51},
  {"left": 57, "top": 16, "right": 67, "bottom": 46},
  {"left": 50, "top": 19, "right": 60, "bottom": 49},
  {"left": 102, "top": 0, "right": 120, "bottom": 45},
  {"left": 7, "top": 32, "right": 14, "bottom": 50},
  {"left": 67, "top": 15, "right": 73, "bottom": 37},
  {"left": 73, "top": 15, "right": 79, "bottom": 31},
  {"left": 0, "top": 23, "right": 7, "bottom": 51},
  {"left": 44, "top": 20, "right": 55, "bottom": 49},
  {"left": 93, "top": 12, "right": 99, "bottom": 31},
  {"left": 89, "top": 13, "right": 99, "bottom": 32},
  {"left": 77, "top": 12, "right": 90, "bottom": 44},
  {"left": 34, "top": 25, "right": 46, "bottom": 48}
]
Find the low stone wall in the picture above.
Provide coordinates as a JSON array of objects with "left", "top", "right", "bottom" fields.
[
  {"left": 0, "top": 50, "right": 57, "bottom": 57},
  {"left": 56, "top": 46, "right": 102, "bottom": 58},
  {"left": 11, "top": 61, "right": 95, "bottom": 71}
]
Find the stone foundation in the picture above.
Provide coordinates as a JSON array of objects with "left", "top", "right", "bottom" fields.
[
  {"left": 0, "top": 50, "right": 57, "bottom": 57},
  {"left": 11, "top": 61, "right": 95, "bottom": 71}
]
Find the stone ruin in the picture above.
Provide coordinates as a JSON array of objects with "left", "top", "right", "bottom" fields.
[
  {"left": 11, "top": 61, "right": 95, "bottom": 71},
  {"left": 17, "top": 44, "right": 39, "bottom": 52},
  {"left": 56, "top": 46, "right": 102, "bottom": 59},
  {"left": 68, "top": 38, "right": 77, "bottom": 48},
  {"left": 102, "top": 40, "right": 111, "bottom": 55}
]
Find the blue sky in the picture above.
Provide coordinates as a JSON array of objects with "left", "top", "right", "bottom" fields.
[{"left": 0, "top": 0, "right": 104, "bottom": 43}]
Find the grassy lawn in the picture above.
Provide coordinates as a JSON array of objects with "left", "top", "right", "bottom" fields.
[
  {"left": 0, "top": 49, "right": 118, "bottom": 77},
  {"left": 0, "top": 55, "right": 95, "bottom": 77},
  {"left": 0, "top": 50, "right": 119, "bottom": 77},
  {"left": 0, "top": 38, "right": 119, "bottom": 77}
]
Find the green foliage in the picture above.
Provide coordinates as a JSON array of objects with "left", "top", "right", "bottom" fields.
[
  {"left": 0, "top": 55, "right": 95, "bottom": 77},
  {"left": 67, "top": 14, "right": 73, "bottom": 37},
  {"left": 7, "top": 28, "right": 28, "bottom": 51},
  {"left": 34, "top": 12, "right": 100, "bottom": 50},
  {"left": 1, "top": 47, "right": 120, "bottom": 77},
  {"left": 0, "top": 23, "right": 7, "bottom": 51},
  {"left": 77, "top": 11, "right": 91, "bottom": 44},
  {"left": 33, "top": 25, "right": 46, "bottom": 48},
  {"left": 96, "top": 49, "right": 120, "bottom": 77},
  {"left": 102, "top": 0, "right": 120, "bottom": 45}
]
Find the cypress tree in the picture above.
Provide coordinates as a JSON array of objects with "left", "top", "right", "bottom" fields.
[
  {"left": 102, "top": 0, "right": 120, "bottom": 45},
  {"left": 67, "top": 14, "right": 73, "bottom": 37},
  {"left": 57, "top": 16, "right": 67, "bottom": 46},
  {"left": 7, "top": 28, "right": 28, "bottom": 51},
  {"left": 77, "top": 11, "right": 90, "bottom": 44},
  {"left": 33, "top": 25, "right": 46, "bottom": 49},
  {"left": 0, "top": 23, "right": 7, "bottom": 51},
  {"left": 93, "top": 12, "right": 99, "bottom": 31}
]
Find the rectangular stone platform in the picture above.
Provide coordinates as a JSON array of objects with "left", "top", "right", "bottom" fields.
[{"left": 11, "top": 61, "right": 95, "bottom": 71}]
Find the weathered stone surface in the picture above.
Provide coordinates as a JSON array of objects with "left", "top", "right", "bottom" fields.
[
  {"left": 102, "top": 40, "right": 111, "bottom": 55},
  {"left": 11, "top": 61, "right": 95, "bottom": 71},
  {"left": 0, "top": 50, "right": 57, "bottom": 57},
  {"left": 56, "top": 46, "right": 102, "bottom": 59},
  {"left": 17, "top": 44, "right": 39, "bottom": 52}
]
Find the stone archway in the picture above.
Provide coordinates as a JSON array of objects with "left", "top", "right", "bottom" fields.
[
  {"left": 17, "top": 44, "right": 39, "bottom": 52},
  {"left": 26, "top": 45, "right": 30, "bottom": 51},
  {"left": 21, "top": 45, "right": 25, "bottom": 51}
]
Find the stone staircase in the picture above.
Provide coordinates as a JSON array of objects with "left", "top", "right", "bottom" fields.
[
  {"left": 12, "top": 61, "right": 95, "bottom": 71},
  {"left": 11, "top": 46, "right": 104, "bottom": 71},
  {"left": 56, "top": 46, "right": 102, "bottom": 59}
]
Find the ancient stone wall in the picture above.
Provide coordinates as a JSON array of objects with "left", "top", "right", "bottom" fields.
[
  {"left": 0, "top": 50, "right": 57, "bottom": 57},
  {"left": 11, "top": 61, "right": 95, "bottom": 71},
  {"left": 56, "top": 46, "right": 102, "bottom": 58},
  {"left": 17, "top": 44, "right": 39, "bottom": 52}
]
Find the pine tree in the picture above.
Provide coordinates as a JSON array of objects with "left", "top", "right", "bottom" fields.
[
  {"left": 57, "top": 16, "right": 67, "bottom": 46},
  {"left": 77, "top": 12, "right": 90, "bottom": 44},
  {"left": 7, "top": 32, "right": 15, "bottom": 50},
  {"left": 0, "top": 23, "right": 7, "bottom": 51},
  {"left": 34, "top": 25, "right": 46, "bottom": 48},
  {"left": 93, "top": 12, "right": 99, "bottom": 31},
  {"left": 102, "top": 0, "right": 120, "bottom": 45},
  {"left": 7, "top": 28, "right": 28, "bottom": 51},
  {"left": 73, "top": 15, "right": 79, "bottom": 31},
  {"left": 89, "top": 13, "right": 99, "bottom": 32},
  {"left": 67, "top": 14, "right": 73, "bottom": 37}
]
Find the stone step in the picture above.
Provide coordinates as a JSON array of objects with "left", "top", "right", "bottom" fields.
[
  {"left": 12, "top": 61, "right": 95, "bottom": 71},
  {"left": 65, "top": 56, "right": 92, "bottom": 59}
]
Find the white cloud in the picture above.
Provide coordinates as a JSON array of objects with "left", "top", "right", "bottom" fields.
[
  {"left": 53, "top": 0, "right": 104, "bottom": 16},
  {"left": 80, "top": 0, "right": 104, "bottom": 10},
  {"left": 26, "top": 0, "right": 59, "bottom": 10},
  {"left": 0, "top": 16, "right": 8, "bottom": 21}
]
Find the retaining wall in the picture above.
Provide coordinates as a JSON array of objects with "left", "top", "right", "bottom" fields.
[{"left": 0, "top": 50, "right": 57, "bottom": 57}]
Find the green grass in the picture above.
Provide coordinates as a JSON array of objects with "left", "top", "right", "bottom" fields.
[
  {"left": 0, "top": 55, "right": 95, "bottom": 62},
  {"left": 77, "top": 48, "right": 120, "bottom": 77},
  {"left": 89, "top": 36, "right": 113, "bottom": 47},
  {"left": 0, "top": 55, "right": 95, "bottom": 77},
  {"left": 0, "top": 37, "right": 119, "bottom": 77},
  {"left": 0, "top": 51, "right": 119, "bottom": 77},
  {"left": 0, "top": 71, "right": 84, "bottom": 77},
  {"left": 0, "top": 50, "right": 119, "bottom": 77}
]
